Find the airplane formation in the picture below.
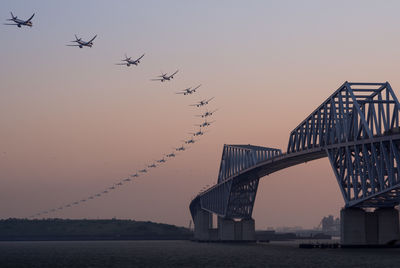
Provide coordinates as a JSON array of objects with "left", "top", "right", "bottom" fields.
[{"left": 3, "top": 12, "right": 218, "bottom": 218}]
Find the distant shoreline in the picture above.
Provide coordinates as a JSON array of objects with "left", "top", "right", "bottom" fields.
[{"left": 0, "top": 218, "right": 193, "bottom": 241}]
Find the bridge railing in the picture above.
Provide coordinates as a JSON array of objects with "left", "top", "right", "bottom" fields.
[{"left": 287, "top": 82, "right": 400, "bottom": 153}]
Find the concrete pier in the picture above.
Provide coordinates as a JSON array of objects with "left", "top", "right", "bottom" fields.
[
  {"left": 193, "top": 210, "right": 256, "bottom": 242},
  {"left": 217, "top": 217, "right": 255, "bottom": 241},
  {"left": 218, "top": 218, "right": 235, "bottom": 240},
  {"left": 193, "top": 209, "right": 212, "bottom": 240},
  {"left": 377, "top": 208, "right": 399, "bottom": 244},
  {"left": 341, "top": 207, "right": 399, "bottom": 245}
]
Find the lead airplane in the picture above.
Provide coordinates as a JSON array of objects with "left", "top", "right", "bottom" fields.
[
  {"left": 116, "top": 53, "right": 145, "bottom": 67},
  {"left": 151, "top": 70, "right": 179, "bottom": 82},
  {"left": 190, "top": 97, "right": 214, "bottom": 107},
  {"left": 4, "top": 12, "right": 34, "bottom": 28},
  {"left": 67, "top": 34, "right": 97, "bottom": 48},
  {"left": 176, "top": 85, "right": 201, "bottom": 95}
]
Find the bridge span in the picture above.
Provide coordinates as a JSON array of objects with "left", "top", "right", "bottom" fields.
[{"left": 189, "top": 82, "right": 400, "bottom": 245}]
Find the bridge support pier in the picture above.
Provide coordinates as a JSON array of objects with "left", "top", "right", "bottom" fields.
[
  {"left": 193, "top": 209, "right": 212, "bottom": 240},
  {"left": 341, "top": 207, "right": 399, "bottom": 246},
  {"left": 218, "top": 217, "right": 255, "bottom": 241}
]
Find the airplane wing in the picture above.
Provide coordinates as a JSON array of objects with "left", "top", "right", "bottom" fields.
[
  {"left": 136, "top": 54, "right": 145, "bottom": 61},
  {"left": 115, "top": 63, "right": 126, "bottom": 65},
  {"left": 26, "top": 13, "right": 35, "bottom": 22},
  {"left": 151, "top": 78, "right": 163, "bottom": 81},
  {"left": 189, "top": 104, "right": 199, "bottom": 106},
  {"left": 3, "top": 23, "right": 18, "bottom": 25},
  {"left": 175, "top": 91, "right": 186, "bottom": 94},
  {"left": 171, "top": 70, "right": 179, "bottom": 76},
  {"left": 207, "top": 97, "right": 215, "bottom": 102},
  {"left": 192, "top": 84, "right": 202, "bottom": 91},
  {"left": 88, "top": 35, "right": 97, "bottom": 43},
  {"left": 66, "top": 44, "right": 80, "bottom": 46}
]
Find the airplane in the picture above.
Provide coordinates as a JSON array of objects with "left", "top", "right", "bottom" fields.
[
  {"left": 175, "top": 145, "right": 186, "bottom": 151},
  {"left": 195, "top": 120, "right": 215, "bottom": 128},
  {"left": 196, "top": 109, "right": 218, "bottom": 118},
  {"left": 176, "top": 85, "right": 201, "bottom": 95},
  {"left": 88, "top": 196, "right": 94, "bottom": 200},
  {"left": 4, "top": 12, "right": 34, "bottom": 28},
  {"left": 123, "top": 178, "right": 132, "bottom": 182},
  {"left": 95, "top": 193, "right": 101, "bottom": 197},
  {"left": 80, "top": 199, "right": 86, "bottom": 202},
  {"left": 182, "top": 138, "right": 197, "bottom": 144},
  {"left": 73, "top": 202, "right": 79, "bottom": 205},
  {"left": 148, "top": 163, "right": 157, "bottom": 168},
  {"left": 67, "top": 34, "right": 97, "bottom": 48},
  {"left": 139, "top": 169, "right": 148, "bottom": 173},
  {"left": 130, "top": 173, "right": 139, "bottom": 178},
  {"left": 166, "top": 153, "right": 176, "bottom": 158},
  {"left": 151, "top": 70, "right": 179, "bottom": 82},
  {"left": 109, "top": 186, "right": 115, "bottom": 190},
  {"left": 66, "top": 204, "right": 72, "bottom": 207},
  {"left": 190, "top": 129, "right": 206, "bottom": 136},
  {"left": 103, "top": 190, "right": 108, "bottom": 193},
  {"left": 116, "top": 182, "right": 123, "bottom": 186},
  {"left": 157, "top": 158, "right": 166, "bottom": 163},
  {"left": 190, "top": 97, "right": 215, "bottom": 107},
  {"left": 116, "top": 53, "right": 145, "bottom": 67}
]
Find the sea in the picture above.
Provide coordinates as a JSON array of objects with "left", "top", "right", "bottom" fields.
[{"left": 1, "top": 240, "right": 400, "bottom": 268}]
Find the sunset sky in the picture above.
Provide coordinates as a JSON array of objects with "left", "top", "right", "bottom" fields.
[{"left": 2, "top": 0, "right": 400, "bottom": 229}]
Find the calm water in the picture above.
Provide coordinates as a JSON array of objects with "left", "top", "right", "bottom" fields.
[{"left": 1, "top": 240, "right": 400, "bottom": 268}]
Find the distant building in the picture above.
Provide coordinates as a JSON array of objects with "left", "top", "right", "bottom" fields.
[{"left": 319, "top": 215, "right": 340, "bottom": 236}]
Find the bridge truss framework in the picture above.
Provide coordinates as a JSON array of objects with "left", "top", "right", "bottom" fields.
[{"left": 190, "top": 82, "right": 400, "bottom": 222}]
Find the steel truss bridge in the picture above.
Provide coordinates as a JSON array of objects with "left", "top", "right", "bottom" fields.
[{"left": 190, "top": 82, "right": 400, "bottom": 221}]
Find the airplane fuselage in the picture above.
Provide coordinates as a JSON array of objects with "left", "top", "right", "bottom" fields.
[
  {"left": 11, "top": 18, "right": 32, "bottom": 27},
  {"left": 76, "top": 41, "right": 93, "bottom": 48},
  {"left": 126, "top": 60, "right": 139, "bottom": 66}
]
